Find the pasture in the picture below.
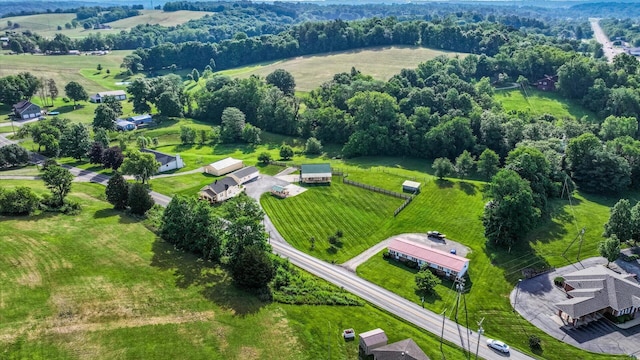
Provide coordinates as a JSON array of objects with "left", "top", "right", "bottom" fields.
[
  {"left": 0, "top": 180, "right": 465, "bottom": 360},
  {"left": 495, "top": 88, "right": 599, "bottom": 122},
  {"left": 1, "top": 10, "right": 209, "bottom": 39},
  {"left": 217, "top": 46, "right": 467, "bottom": 92}
]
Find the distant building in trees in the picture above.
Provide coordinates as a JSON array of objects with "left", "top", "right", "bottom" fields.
[{"left": 535, "top": 75, "right": 558, "bottom": 91}]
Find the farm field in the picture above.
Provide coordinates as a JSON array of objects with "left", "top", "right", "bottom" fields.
[
  {"left": 0, "top": 10, "right": 210, "bottom": 39},
  {"left": 0, "top": 50, "right": 133, "bottom": 94},
  {"left": 495, "top": 88, "right": 599, "bottom": 122},
  {"left": 217, "top": 46, "right": 467, "bottom": 92},
  {"left": 261, "top": 178, "right": 404, "bottom": 263},
  {"left": 0, "top": 180, "right": 465, "bottom": 360}
]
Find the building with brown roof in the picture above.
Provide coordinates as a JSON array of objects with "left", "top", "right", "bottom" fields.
[
  {"left": 555, "top": 265, "right": 640, "bottom": 326},
  {"left": 371, "top": 338, "right": 430, "bottom": 360}
]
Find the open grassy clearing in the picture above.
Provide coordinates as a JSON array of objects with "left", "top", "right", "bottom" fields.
[
  {"left": 495, "top": 88, "right": 599, "bottom": 122},
  {"left": 0, "top": 51, "right": 133, "bottom": 94},
  {"left": 216, "top": 46, "right": 467, "bottom": 92},
  {"left": 0, "top": 164, "right": 40, "bottom": 176},
  {"left": 0, "top": 180, "right": 465, "bottom": 360},
  {"left": 261, "top": 178, "right": 404, "bottom": 263},
  {"left": 1, "top": 10, "right": 209, "bottom": 39}
]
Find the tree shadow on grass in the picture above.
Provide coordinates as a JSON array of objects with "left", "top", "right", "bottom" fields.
[
  {"left": 435, "top": 178, "right": 454, "bottom": 189},
  {"left": 457, "top": 181, "right": 477, "bottom": 196},
  {"left": 150, "top": 239, "right": 265, "bottom": 316},
  {"left": 93, "top": 208, "right": 137, "bottom": 224},
  {"left": 484, "top": 240, "right": 553, "bottom": 285}
]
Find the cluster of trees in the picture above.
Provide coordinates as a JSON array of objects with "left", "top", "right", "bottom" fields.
[
  {"left": 0, "top": 144, "right": 29, "bottom": 168},
  {"left": 601, "top": 18, "right": 640, "bottom": 47},
  {"left": 105, "top": 172, "right": 154, "bottom": 216},
  {"left": 597, "top": 199, "right": 640, "bottom": 266},
  {"left": 161, "top": 194, "right": 275, "bottom": 289},
  {"left": 0, "top": 72, "right": 40, "bottom": 105},
  {"left": 126, "top": 75, "right": 185, "bottom": 117},
  {"left": 0, "top": 162, "right": 78, "bottom": 215}
]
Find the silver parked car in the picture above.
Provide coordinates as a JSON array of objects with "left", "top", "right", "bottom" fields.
[{"left": 487, "top": 338, "right": 510, "bottom": 353}]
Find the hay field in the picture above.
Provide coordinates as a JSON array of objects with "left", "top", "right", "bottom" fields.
[
  {"left": 0, "top": 50, "right": 132, "bottom": 94},
  {"left": 218, "top": 46, "right": 466, "bottom": 92},
  {"left": 1, "top": 10, "right": 209, "bottom": 39}
]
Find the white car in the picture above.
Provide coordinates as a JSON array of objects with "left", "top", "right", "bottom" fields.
[{"left": 487, "top": 338, "right": 510, "bottom": 353}]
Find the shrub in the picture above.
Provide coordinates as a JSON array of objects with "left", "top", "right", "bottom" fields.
[
  {"left": 415, "top": 266, "right": 440, "bottom": 295},
  {"left": 553, "top": 276, "right": 564, "bottom": 286},
  {"left": 62, "top": 97, "right": 70, "bottom": 103},
  {"left": 258, "top": 152, "right": 272, "bottom": 164},
  {"left": 305, "top": 137, "right": 323, "bottom": 155},
  {"left": 335, "top": 230, "right": 343, "bottom": 238},
  {"left": 128, "top": 183, "right": 154, "bottom": 215},
  {"left": 405, "top": 260, "right": 420, "bottom": 269},
  {"left": 328, "top": 235, "right": 337, "bottom": 245},
  {"left": 528, "top": 335, "right": 541, "bottom": 350},
  {"left": 0, "top": 186, "right": 39, "bottom": 215},
  {"left": 382, "top": 251, "right": 391, "bottom": 259}
]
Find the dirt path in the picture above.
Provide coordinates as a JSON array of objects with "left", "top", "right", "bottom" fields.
[{"left": 341, "top": 233, "right": 470, "bottom": 272}]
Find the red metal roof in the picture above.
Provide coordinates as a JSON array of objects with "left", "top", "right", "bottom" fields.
[{"left": 388, "top": 238, "right": 468, "bottom": 272}]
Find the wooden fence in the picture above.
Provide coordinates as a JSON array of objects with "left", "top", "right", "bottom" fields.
[
  {"left": 393, "top": 194, "right": 416, "bottom": 217},
  {"left": 342, "top": 178, "right": 410, "bottom": 200}
]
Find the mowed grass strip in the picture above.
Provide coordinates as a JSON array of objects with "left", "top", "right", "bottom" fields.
[
  {"left": 495, "top": 88, "right": 599, "bottom": 122},
  {"left": 216, "top": 46, "right": 467, "bottom": 92},
  {"left": 0, "top": 179, "right": 467, "bottom": 360},
  {"left": 261, "top": 178, "right": 403, "bottom": 262}
]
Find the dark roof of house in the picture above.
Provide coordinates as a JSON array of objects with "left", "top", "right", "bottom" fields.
[
  {"left": 231, "top": 166, "right": 259, "bottom": 178},
  {"left": 202, "top": 177, "right": 239, "bottom": 195},
  {"left": 537, "top": 75, "right": 558, "bottom": 82},
  {"left": 13, "top": 100, "right": 40, "bottom": 114},
  {"left": 128, "top": 114, "right": 152, "bottom": 121},
  {"left": 140, "top": 148, "right": 177, "bottom": 166},
  {"left": 555, "top": 265, "right": 640, "bottom": 319},
  {"left": 371, "top": 339, "right": 430, "bottom": 360},
  {"left": 301, "top": 163, "right": 331, "bottom": 174}
]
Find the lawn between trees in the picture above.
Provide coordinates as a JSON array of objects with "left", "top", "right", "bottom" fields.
[{"left": 0, "top": 180, "right": 467, "bottom": 360}]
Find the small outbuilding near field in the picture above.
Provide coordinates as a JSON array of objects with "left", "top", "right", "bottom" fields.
[
  {"left": 300, "top": 163, "right": 331, "bottom": 184},
  {"left": 116, "top": 120, "right": 135, "bottom": 131},
  {"left": 359, "top": 328, "right": 388, "bottom": 356},
  {"left": 204, "top": 158, "right": 244, "bottom": 176},
  {"left": 402, "top": 180, "right": 421, "bottom": 193},
  {"left": 90, "top": 90, "right": 127, "bottom": 103},
  {"left": 127, "top": 114, "right": 153, "bottom": 126}
]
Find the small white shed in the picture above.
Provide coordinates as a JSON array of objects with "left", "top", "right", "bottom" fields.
[
  {"left": 204, "top": 157, "right": 244, "bottom": 176},
  {"left": 402, "top": 180, "right": 421, "bottom": 193}
]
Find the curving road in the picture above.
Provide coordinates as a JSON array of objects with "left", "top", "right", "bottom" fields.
[{"left": 0, "top": 134, "right": 536, "bottom": 359}]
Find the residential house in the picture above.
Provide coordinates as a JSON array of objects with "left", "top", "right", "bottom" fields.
[
  {"left": 116, "top": 120, "right": 136, "bottom": 131},
  {"left": 198, "top": 177, "right": 243, "bottom": 203},
  {"left": 229, "top": 166, "right": 259, "bottom": 185},
  {"left": 627, "top": 47, "right": 640, "bottom": 56},
  {"left": 402, "top": 180, "right": 421, "bottom": 193},
  {"left": 555, "top": 265, "right": 640, "bottom": 327},
  {"left": 388, "top": 238, "right": 470, "bottom": 279},
  {"left": 271, "top": 185, "right": 289, "bottom": 198},
  {"left": 300, "top": 163, "right": 332, "bottom": 184},
  {"left": 371, "top": 338, "right": 430, "bottom": 360},
  {"left": 127, "top": 114, "right": 153, "bottom": 127},
  {"left": 140, "top": 149, "right": 184, "bottom": 173},
  {"left": 90, "top": 90, "right": 127, "bottom": 103},
  {"left": 359, "top": 328, "right": 388, "bottom": 356},
  {"left": 204, "top": 157, "right": 244, "bottom": 176},
  {"left": 535, "top": 75, "right": 558, "bottom": 91},
  {"left": 12, "top": 100, "right": 41, "bottom": 120}
]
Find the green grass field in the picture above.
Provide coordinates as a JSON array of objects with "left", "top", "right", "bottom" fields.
[
  {"left": 495, "top": 88, "right": 599, "bottom": 122},
  {"left": 216, "top": 46, "right": 467, "bottom": 92},
  {"left": 0, "top": 51, "right": 133, "bottom": 94},
  {"left": 1, "top": 10, "right": 209, "bottom": 39},
  {"left": 261, "top": 178, "right": 404, "bottom": 262},
  {"left": 0, "top": 180, "right": 466, "bottom": 360}
]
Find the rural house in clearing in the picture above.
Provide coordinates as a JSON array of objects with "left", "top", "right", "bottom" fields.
[
  {"left": 140, "top": 149, "right": 184, "bottom": 173},
  {"left": 116, "top": 120, "right": 136, "bottom": 131},
  {"left": 535, "top": 75, "right": 558, "bottom": 91},
  {"left": 199, "top": 177, "right": 243, "bottom": 203},
  {"left": 90, "top": 90, "right": 127, "bottom": 103},
  {"left": 388, "top": 238, "right": 469, "bottom": 279},
  {"left": 300, "top": 163, "right": 332, "bottom": 184},
  {"left": 204, "top": 157, "right": 244, "bottom": 176},
  {"left": 127, "top": 114, "right": 153, "bottom": 127},
  {"left": 228, "top": 166, "right": 259, "bottom": 185},
  {"left": 555, "top": 265, "right": 640, "bottom": 327},
  {"left": 12, "top": 100, "right": 41, "bottom": 120}
]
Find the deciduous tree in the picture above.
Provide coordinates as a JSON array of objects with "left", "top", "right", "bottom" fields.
[
  {"left": 415, "top": 267, "right": 440, "bottom": 295},
  {"left": 93, "top": 104, "right": 117, "bottom": 131},
  {"left": 279, "top": 144, "right": 294, "bottom": 160},
  {"left": 105, "top": 172, "right": 129, "bottom": 210},
  {"left": 604, "top": 199, "right": 632, "bottom": 242},
  {"left": 41, "top": 165, "right": 74, "bottom": 207},
  {"left": 433, "top": 157, "right": 454, "bottom": 179},
  {"left": 220, "top": 107, "right": 246, "bottom": 143},
  {"left": 64, "top": 81, "right": 88, "bottom": 108},
  {"left": 455, "top": 150, "right": 475, "bottom": 179},
  {"left": 598, "top": 235, "right": 621, "bottom": 267},
  {"left": 266, "top": 68, "right": 296, "bottom": 96},
  {"left": 127, "top": 182, "right": 154, "bottom": 215},
  {"left": 60, "top": 123, "right": 91, "bottom": 160},
  {"left": 477, "top": 148, "right": 500, "bottom": 180},
  {"left": 102, "top": 146, "right": 124, "bottom": 171},
  {"left": 120, "top": 150, "right": 160, "bottom": 184}
]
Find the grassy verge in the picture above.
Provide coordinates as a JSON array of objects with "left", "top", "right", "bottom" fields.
[
  {"left": 0, "top": 179, "right": 466, "bottom": 360},
  {"left": 0, "top": 165, "right": 40, "bottom": 176}
]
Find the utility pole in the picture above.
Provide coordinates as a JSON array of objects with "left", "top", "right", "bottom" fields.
[
  {"left": 513, "top": 279, "right": 523, "bottom": 312},
  {"left": 327, "top": 321, "right": 331, "bottom": 360},
  {"left": 439, "top": 308, "right": 447, "bottom": 360},
  {"left": 475, "top": 317, "right": 485, "bottom": 360}
]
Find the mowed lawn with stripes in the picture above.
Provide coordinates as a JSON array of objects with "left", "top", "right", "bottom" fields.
[{"left": 261, "top": 178, "right": 404, "bottom": 263}]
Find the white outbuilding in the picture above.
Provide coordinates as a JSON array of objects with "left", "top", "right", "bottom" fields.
[{"left": 204, "top": 157, "right": 244, "bottom": 176}]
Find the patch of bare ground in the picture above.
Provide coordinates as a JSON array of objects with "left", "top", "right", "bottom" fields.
[
  {"left": 238, "top": 346, "right": 262, "bottom": 360},
  {"left": 264, "top": 308, "right": 303, "bottom": 359}
]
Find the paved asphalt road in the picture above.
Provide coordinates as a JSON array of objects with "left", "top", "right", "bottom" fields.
[
  {"left": 590, "top": 18, "right": 624, "bottom": 63},
  {"left": 0, "top": 134, "right": 536, "bottom": 359}
]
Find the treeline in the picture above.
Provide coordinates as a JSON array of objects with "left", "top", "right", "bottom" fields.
[{"left": 601, "top": 18, "right": 640, "bottom": 48}]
